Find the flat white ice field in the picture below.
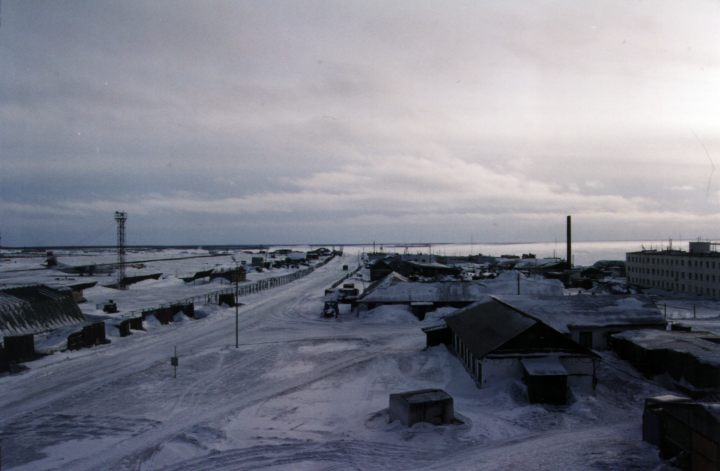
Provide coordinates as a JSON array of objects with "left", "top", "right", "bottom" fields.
[{"left": 0, "top": 255, "right": 672, "bottom": 470}]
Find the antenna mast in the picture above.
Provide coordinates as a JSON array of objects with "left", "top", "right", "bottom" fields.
[{"left": 114, "top": 211, "right": 127, "bottom": 288}]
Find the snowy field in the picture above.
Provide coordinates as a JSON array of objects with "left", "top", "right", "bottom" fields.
[{"left": 0, "top": 255, "right": 676, "bottom": 470}]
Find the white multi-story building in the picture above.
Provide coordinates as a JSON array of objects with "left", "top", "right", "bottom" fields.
[{"left": 626, "top": 242, "right": 720, "bottom": 296}]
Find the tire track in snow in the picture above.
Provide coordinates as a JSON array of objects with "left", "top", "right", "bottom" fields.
[
  {"left": 0, "top": 258, "right": 354, "bottom": 469},
  {"left": 0, "top": 257, "right": 349, "bottom": 423},
  {"left": 71, "top": 343, "right": 416, "bottom": 471}
]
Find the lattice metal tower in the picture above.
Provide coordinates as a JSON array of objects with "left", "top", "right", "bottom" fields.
[{"left": 114, "top": 211, "right": 127, "bottom": 288}]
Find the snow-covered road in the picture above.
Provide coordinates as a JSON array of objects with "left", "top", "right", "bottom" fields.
[{"left": 1, "top": 255, "right": 671, "bottom": 470}]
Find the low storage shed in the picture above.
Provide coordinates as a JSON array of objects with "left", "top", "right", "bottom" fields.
[
  {"left": 611, "top": 330, "right": 720, "bottom": 395},
  {"left": 422, "top": 324, "right": 450, "bottom": 347},
  {"left": 67, "top": 322, "right": 108, "bottom": 351},
  {"left": 521, "top": 357, "right": 568, "bottom": 404},
  {"left": 389, "top": 389, "right": 454, "bottom": 426}
]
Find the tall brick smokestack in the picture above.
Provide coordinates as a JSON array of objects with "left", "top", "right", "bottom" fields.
[{"left": 566, "top": 215, "right": 572, "bottom": 269}]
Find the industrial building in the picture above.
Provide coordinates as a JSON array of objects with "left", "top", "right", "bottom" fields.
[{"left": 627, "top": 241, "right": 720, "bottom": 296}]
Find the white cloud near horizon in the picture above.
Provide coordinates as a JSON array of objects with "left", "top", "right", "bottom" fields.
[{"left": 1, "top": 0, "right": 720, "bottom": 245}]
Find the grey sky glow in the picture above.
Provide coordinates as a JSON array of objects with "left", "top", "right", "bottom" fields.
[{"left": 1, "top": 0, "right": 720, "bottom": 245}]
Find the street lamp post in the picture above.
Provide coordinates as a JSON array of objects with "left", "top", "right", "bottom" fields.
[
  {"left": 235, "top": 264, "right": 239, "bottom": 348},
  {"left": 231, "top": 255, "right": 239, "bottom": 349}
]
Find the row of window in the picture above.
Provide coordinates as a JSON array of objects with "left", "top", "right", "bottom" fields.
[
  {"left": 628, "top": 267, "right": 719, "bottom": 282},
  {"left": 628, "top": 277, "right": 718, "bottom": 296},
  {"left": 628, "top": 256, "right": 720, "bottom": 269}
]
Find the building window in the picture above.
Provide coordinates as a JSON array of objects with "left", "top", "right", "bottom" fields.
[{"left": 579, "top": 331, "right": 593, "bottom": 349}]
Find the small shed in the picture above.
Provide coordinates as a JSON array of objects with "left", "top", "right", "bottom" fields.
[
  {"left": 521, "top": 357, "right": 568, "bottom": 404},
  {"left": 422, "top": 324, "right": 450, "bottom": 347},
  {"left": 218, "top": 293, "right": 237, "bottom": 306},
  {"left": 389, "top": 389, "right": 454, "bottom": 426},
  {"left": 116, "top": 316, "right": 144, "bottom": 337},
  {"left": 67, "top": 321, "right": 108, "bottom": 351}
]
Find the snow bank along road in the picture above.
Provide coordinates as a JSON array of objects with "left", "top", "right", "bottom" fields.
[{"left": 0, "top": 255, "right": 669, "bottom": 470}]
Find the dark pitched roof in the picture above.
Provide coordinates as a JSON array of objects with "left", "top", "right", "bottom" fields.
[
  {"left": 444, "top": 299, "right": 536, "bottom": 358},
  {"left": 444, "top": 298, "right": 598, "bottom": 359}
]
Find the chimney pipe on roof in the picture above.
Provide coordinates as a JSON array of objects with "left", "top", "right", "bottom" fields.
[{"left": 566, "top": 215, "right": 572, "bottom": 269}]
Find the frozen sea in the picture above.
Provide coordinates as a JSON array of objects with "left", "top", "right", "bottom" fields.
[{"left": 347, "top": 240, "right": 675, "bottom": 266}]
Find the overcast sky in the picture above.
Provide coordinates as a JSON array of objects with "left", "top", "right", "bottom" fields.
[{"left": 1, "top": 1, "right": 720, "bottom": 246}]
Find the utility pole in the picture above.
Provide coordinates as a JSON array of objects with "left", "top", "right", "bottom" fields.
[
  {"left": 171, "top": 346, "right": 178, "bottom": 378},
  {"left": 232, "top": 255, "right": 239, "bottom": 348}
]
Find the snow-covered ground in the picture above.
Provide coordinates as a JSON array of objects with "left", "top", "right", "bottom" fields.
[{"left": 0, "top": 255, "right": 675, "bottom": 470}]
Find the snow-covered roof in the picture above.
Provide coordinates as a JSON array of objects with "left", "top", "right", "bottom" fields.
[
  {"left": 0, "top": 285, "right": 85, "bottom": 340},
  {"left": 360, "top": 271, "right": 563, "bottom": 304},
  {"left": 362, "top": 280, "right": 490, "bottom": 303},
  {"left": 494, "top": 295, "right": 665, "bottom": 332},
  {"left": 514, "top": 258, "right": 564, "bottom": 270},
  {"left": 391, "top": 388, "right": 451, "bottom": 404},
  {"left": 405, "top": 261, "right": 457, "bottom": 270},
  {"left": 612, "top": 329, "right": 720, "bottom": 367},
  {"left": 521, "top": 356, "right": 568, "bottom": 376},
  {"left": 444, "top": 299, "right": 598, "bottom": 359},
  {"left": 287, "top": 252, "right": 306, "bottom": 261}
]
